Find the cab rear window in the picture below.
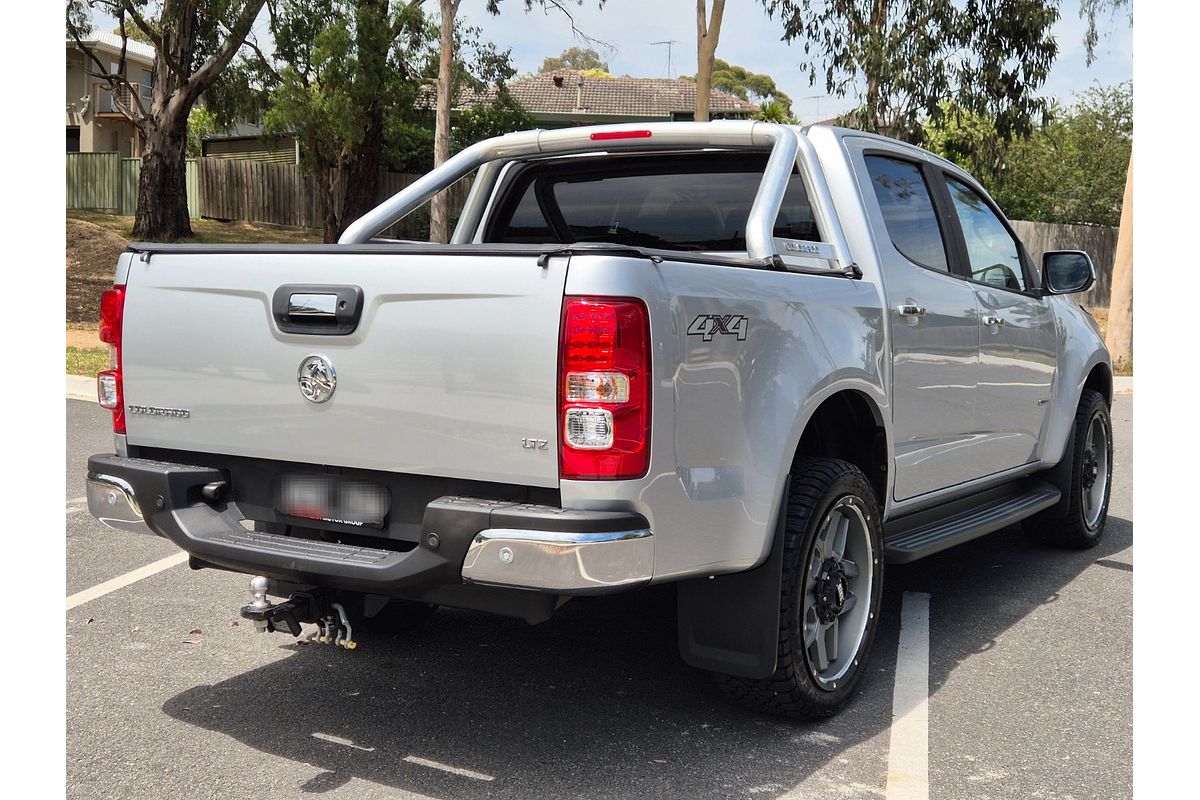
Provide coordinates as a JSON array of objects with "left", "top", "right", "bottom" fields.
[{"left": 486, "top": 152, "right": 821, "bottom": 251}]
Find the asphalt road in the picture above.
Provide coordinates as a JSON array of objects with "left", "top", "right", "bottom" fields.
[{"left": 66, "top": 396, "right": 1132, "bottom": 800}]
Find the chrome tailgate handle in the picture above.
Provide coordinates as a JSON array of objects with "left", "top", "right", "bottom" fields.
[
  {"left": 271, "top": 285, "right": 364, "bottom": 335},
  {"left": 288, "top": 293, "right": 338, "bottom": 318}
]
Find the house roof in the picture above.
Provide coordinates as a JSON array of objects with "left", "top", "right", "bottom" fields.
[
  {"left": 68, "top": 32, "right": 156, "bottom": 65},
  {"left": 456, "top": 70, "right": 758, "bottom": 119}
]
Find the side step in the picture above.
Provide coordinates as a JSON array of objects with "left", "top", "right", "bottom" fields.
[{"left": 884, "top": 480, "right": 1060, "bottom": 564}]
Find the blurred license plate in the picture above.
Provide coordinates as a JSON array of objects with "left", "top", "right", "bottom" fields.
[{"left": 276, "top": 474, "right": 390, "bottom": 529}]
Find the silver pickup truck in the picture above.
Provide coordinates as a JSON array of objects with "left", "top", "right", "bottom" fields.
[{"left": 86, "top": 121, "right": 1112, "bottom": 719}]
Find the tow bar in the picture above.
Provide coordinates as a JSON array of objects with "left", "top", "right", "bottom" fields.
[{"left": 238, "top": 576, "right": 358, "bottom": 649}]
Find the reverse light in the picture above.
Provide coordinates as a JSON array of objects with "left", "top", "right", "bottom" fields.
[
  {"left": 97, "top": 285, "right": 126, "bottom": 434},
  {"left": 559, "top": 297, "right": 650, "bottom": 480}
]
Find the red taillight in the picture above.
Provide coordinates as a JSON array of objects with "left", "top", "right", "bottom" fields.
[
  {"left": 559, "top": 297, "right": 650, "bottom": 480},
  {"left": 97, "top": 285, "right": 126, "bottom": 434},
  {"left": 589, "top": 129, "right": 653, "bottom": 141}
]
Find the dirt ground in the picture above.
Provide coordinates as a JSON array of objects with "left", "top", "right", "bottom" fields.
[{"left": 66, "top": 218, "right": 129, "bottom": 329}]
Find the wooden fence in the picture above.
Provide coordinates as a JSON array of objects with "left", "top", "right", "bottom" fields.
[
  {"left": 66, "top": 152, "right": 199, "bottom": 218},
  {"left": 1011, "top": 220, "right": 1119, "bottom": 309},
  {"left": 197, "top": 159, "right": 470, "bottom": 239}
]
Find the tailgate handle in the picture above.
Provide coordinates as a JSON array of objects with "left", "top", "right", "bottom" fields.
[
  {"left": 272, "top": 285, "right": 364, "bottom": 336},
  {"left": 288, "top": 293, "right": 338, "bottom": 318}
]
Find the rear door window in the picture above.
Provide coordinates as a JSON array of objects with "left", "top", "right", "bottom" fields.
[
  {"left": 488, "top": 153, "right": 821, "bottom": 250},
  {"left": 863, "top": 155, "right": 949, "bottom": 271}
]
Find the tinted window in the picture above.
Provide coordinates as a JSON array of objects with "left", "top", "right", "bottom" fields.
[
  {"left": 490, "top": 153, "right": 820, "bottom": 251},
  {"left": 498, "top": 184, "right": 554, "bottom": 243},
  {"left": 945, "top": 176, "right": 1025, "bottom": 291},
  {"left": 864, "top": 156, "right": 948, "bottom": 271}
]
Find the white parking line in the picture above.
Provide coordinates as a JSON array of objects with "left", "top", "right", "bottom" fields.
[
  {"left": 66, "top": 552, "right": 189, "bottom": 610},
  {"left": 885, "top": 591, "right": 931, "bottom": 800},
  {"left": 404, "top": 755, "right": 495, "bottom": 782}
]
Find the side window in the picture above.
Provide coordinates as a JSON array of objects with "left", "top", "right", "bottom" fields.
[
  {"left": 945, "top": 176, "right": 1025, "bottom": 291},
  {"left": 498, "top": 185, "right": 554, "bottom": 243},
  {"left": 864, "top": 155, "right": 948, "bottom": 271}
]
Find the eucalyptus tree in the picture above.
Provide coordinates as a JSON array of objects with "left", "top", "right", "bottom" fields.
[{"left": 67, "top": 0, "right": 267, "bottom": 240}]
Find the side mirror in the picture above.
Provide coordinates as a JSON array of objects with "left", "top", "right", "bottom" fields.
[{"left": 1041, "top": 250, "right": 1096, "bottom": 295}]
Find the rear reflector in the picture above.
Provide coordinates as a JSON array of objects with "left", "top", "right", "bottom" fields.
[
  {"left": 589, "top": 129, "right": 653, "bottom": 141},
  {"left": 559, "top": 297, "right": 650, "bottom": 480},
  {"left": 97, "top": 285, "right": 126, "bottom": 434}
]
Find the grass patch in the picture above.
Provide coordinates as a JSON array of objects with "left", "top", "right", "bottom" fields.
[
  {"left": 67, "top": 210, "right": 322, "bottom": 245},
  {"left": 67, "top": 347, "right": 109, "bottom": 377}
]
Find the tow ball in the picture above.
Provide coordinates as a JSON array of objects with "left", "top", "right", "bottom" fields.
[{"left": 238, "top": 576, "right": 358, "bottom": 650}]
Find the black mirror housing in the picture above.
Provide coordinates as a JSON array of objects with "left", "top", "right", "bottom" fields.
[{"left": 1041, "top": 250, "right": 1096, "bottom": 295}]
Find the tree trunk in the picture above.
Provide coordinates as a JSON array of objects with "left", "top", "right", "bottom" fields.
[
  {"left": 430, "top": 0, "right": 458, "bottom": 244},
  {"left": 694, "top": 1, "right": 726, "bottom": 123},
  {"left": 132, "top": 119, "right": 191, "bottom": 241},
  {"left": 340, "top": 110, "right": 384, "bottom": 239},
  {"left": 1105, "top": 154, "right": 1133, "bottom": 373},
  {"left": 864, "top": 0, "right": 887, "bottom": 134},
  {"left": 318, "top": 165, "right": 341, "bottom": 244},
  {"left": 339, "top": 0, "right": 389, "bottom": 238}
]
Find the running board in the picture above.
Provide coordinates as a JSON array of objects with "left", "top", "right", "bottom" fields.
[{"left": 884, "top": 480, "right": 1061, "bottom": 564}]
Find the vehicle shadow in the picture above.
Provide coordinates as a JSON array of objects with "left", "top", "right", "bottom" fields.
[{"left": 162, "top": 516, "right": 1131, "bottom": 799}]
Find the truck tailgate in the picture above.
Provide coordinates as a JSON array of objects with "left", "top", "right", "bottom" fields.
[{"left": 120, "top": 249, "right": 565, "bottom": 488}]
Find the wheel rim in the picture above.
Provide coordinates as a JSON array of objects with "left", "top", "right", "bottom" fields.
[
  {"left": 802, "top": 496, "right": 874, "bottom": 690},
  {"left": 1082, "top": 414, "right": 1110, "bottom": 528}
]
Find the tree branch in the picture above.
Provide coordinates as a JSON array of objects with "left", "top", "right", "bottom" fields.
[
  {"left": 188, "top": 0, "right": 268, "bottom": 97},
  {"left": 67, "top": 7, "right": 150, "bottom": 133},
  {"left": 536, "top": 0, "right": 615, "bottom": 54},
  {"left": 115, "top": 0, "right": 189, "bottom": 81}
]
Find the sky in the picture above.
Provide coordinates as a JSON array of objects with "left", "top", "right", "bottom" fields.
[
  {"left": 459, "top": 0, "right": 1132, "bottom": 122},
  {"left": 91, "top": 1, "right": 1133, "bottom": 124}
]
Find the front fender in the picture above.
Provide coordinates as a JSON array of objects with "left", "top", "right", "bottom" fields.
[{"left": 1041, "top": 298, "right": 1112, "bottom": 468}]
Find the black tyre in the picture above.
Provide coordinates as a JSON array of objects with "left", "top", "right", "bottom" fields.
[
  {"left": 718, "top": 458, "right": 885, "bottom": 719},
  {"left": 1027, "top": 388, "right": 1113, "bottom": 548}
]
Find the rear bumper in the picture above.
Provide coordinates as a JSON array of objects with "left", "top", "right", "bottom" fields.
[{"left": 86, "top": 454, "right": 652, "bottom": 596}]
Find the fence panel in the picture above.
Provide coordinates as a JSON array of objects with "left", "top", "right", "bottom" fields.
[
  {"left": 117, "top": 159, "right": 139, "bottom": 215},
  {"left": 66, "top": 152, "right": 119, "bottom": 210},
  {"left": 70, "top": 155, "right": 199, "bottom": 218},
  {"left": 194, "top": 158, "right": 471, "bottom": 239},
  {"left": 1010, "top": 220, "right": 1119, "bottom": 309}
]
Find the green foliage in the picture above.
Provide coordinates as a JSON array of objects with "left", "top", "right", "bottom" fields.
[
  {"left": 186, "top": 106, "right": 220, "bottom": 156},
  {"left": 684, "top": 59, "right": 793, "bottom": 113},
  {"left": 925, "top": 82, "right": 1132, "bottom": 227},
  {"left": 540, "top": 46, "right": 609, "bottom": 73},
  {"left": 113, "top": 22, "right": 156, "bottom": 44},
  {"left": 764, "top": 0, "right": 1058, "bottom": 144},
  {"left": 451, "top": 89, "right": 534, "bottom": 152},
  {"left": 385, "top": 120, "right": 435, "bottom": 173},
  {"left": 260, "top": 0, "right": 431, "bottom": 175},
  {"left": 753, "top": 99, "right": 795, "bottom": 124}
]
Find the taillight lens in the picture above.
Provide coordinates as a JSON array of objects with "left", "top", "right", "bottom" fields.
[
  {"left": 559, "top": 297, "right": 650, "bottom": 479},
  {"left": 97, "top": 285, "right": 126, "bottom": 434}
]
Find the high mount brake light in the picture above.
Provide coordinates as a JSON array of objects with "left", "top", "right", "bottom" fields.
[
  {"left": 97, "top": 285, "right": 126, "bottom": 434},
  {"left": 588, "top": 130, "right": 653, "bottom": 141},
  {"left": 558, "top": 297, "right": 650, "bottom": 480}
]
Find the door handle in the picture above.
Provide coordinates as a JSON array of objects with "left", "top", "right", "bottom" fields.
[
  {"left": 982, "top": 314, "right": 1005, "bottom": 327},
  {"left": 896, "top": 304, "right": 927, "bottom": 317}
]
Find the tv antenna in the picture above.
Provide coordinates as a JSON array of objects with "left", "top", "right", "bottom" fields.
[{"left": 650, "top": 40, "right": 678, "bottom": 78}]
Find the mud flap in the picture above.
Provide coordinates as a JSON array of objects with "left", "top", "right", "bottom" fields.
[{"left": 676, "top": 476, "right": 788, "bottom": 679}]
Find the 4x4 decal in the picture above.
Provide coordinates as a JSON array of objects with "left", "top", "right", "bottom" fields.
[{"left": 687, "top": 314, "right": 748, "bottom": 341}]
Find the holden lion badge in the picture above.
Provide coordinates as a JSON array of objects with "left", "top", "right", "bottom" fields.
[{"left": 298, "top": 354, "right": 337, "bottom": 403}]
